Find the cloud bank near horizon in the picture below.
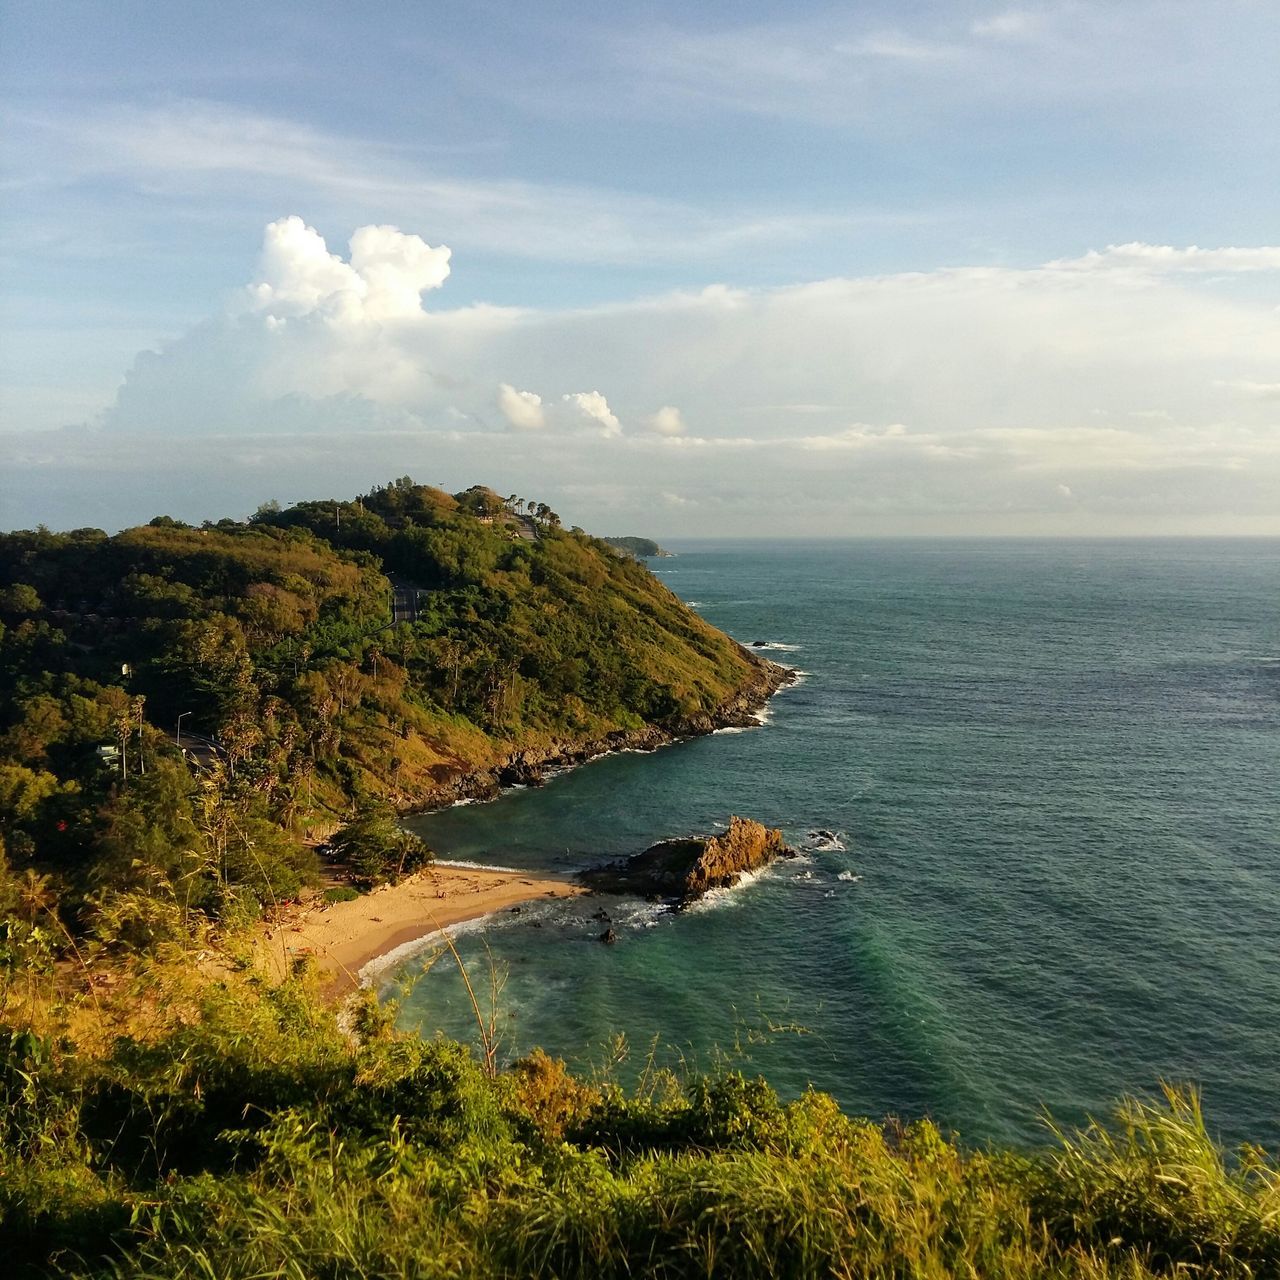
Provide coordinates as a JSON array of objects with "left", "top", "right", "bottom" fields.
[{"left": 6, "top": 217, "right": 1280, "bottom": 535}]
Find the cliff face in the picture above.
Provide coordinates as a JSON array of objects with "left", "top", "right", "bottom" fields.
[{"left": 581, "top": 816, "right": 792, "bottom": 904}]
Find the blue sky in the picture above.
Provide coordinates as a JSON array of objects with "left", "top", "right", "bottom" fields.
[{"left": 3, "top": 0, "right": 1280, "bottom": 533}]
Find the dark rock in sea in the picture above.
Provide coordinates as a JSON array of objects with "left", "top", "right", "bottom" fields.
[
  {"left": 498, "top": 756, "right": 545, "bottom": 788},
  {"left": 751, "top": 640, "right": 768, "bottom": 648},
  {"left": 581, "top": 816, "right": 794, "bottom": 906},
  {"left": 592, "top": 909, "right": 611, "bottom": 922},
  {"left": 806, "top": 828, "right": 847, "bottom": 851},
  {"left": 600, "top": 927, "right": 618, "bottom": 944}
]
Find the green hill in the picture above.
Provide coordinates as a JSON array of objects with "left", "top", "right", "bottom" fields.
[{"left": 0, "top": 479, "right": 782, "bottom": 914}]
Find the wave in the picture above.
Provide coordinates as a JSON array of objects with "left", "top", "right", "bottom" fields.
[
  {"left": 360, "top": 911, "right": 507, "bottom": 989},
  {"left": 682, "top": 862, "right": 777, "bottom": 915},
  {"left": 616, "top": 899, "right": 672, "bottom": 931},
  {"left": 560, "top": 895, "right": 673, "bottom": 937},
  {"left": 836, "top": 870, "right": 862, "bottom": 883},
  {"left": 435, "top": 858, "right": 522, "bottom": 873},
  {"left": 753, "top": 641, "right": 803, "bottom": 652}
]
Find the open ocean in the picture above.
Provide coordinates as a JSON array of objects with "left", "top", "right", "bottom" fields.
[{"left": 395, "top": 539, "right": 1280, "bottom": 1149}]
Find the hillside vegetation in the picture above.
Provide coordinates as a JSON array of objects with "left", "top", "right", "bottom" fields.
[{"left": 0, "top": 480, "right": 765, "bottom": 918}]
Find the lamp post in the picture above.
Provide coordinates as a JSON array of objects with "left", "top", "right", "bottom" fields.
[{"left": 176, "top": 711, "right": 191, "bottom": 748}]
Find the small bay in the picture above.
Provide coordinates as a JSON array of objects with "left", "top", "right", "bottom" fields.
[{"left": 397, "top": 538, "right": 1280, "bottom": 1149}]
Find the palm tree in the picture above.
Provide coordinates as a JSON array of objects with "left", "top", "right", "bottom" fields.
[{"left": 16, "top": 868, "right": 55, "bottom": 924}]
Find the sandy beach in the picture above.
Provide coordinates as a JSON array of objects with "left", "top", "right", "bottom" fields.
[{"left": 255, "top": 863, "right": 584, "bottom": 995}]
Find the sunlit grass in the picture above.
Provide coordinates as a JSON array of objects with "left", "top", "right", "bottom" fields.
[{"left": 2, "top": 953, "right": 1276, "bottom": 1278}]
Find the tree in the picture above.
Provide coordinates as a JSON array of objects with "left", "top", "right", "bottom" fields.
[
  {"left": 0, "top": 584, "right": 42, "bottom": 618},
  {"left": 329, "top": 801, "right": 432, "bottom": 889}
]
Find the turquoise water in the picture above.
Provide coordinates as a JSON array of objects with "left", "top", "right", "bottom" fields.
[{"left": 395, "top": 540, "right": 1280, "bottom": 1149}]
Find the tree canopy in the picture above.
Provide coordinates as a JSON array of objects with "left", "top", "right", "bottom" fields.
[{"left": 0, "top": 481, "right": 756, "bottom": 922}]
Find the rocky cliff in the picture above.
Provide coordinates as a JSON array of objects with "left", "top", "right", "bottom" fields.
[{"left": 581, "top": 815, "right": 793, "bottom": 905}]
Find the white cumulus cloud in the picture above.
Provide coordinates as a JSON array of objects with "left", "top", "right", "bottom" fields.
[
  {"left": 563, "top": 390, "right": 622, "bottom": 437},
  {"left": 246, "top": 216, "right": 450, "bottom": 325},
  {"left": 648, "top": 405, "right": 687, "bottom": 436},
  {"left": 497, "top": 383, "right": 546, "bottom": 429},
  {"left": 348, "top": 224, "right": 453, "bottom": 320}
]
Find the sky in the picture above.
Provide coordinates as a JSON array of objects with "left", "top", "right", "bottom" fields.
[{"left": 2, "top": 0, "right": 1280, "bottom": 536}]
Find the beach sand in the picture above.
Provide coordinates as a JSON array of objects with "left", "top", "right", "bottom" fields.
[{"left": 255, "top": 864, "right": 584, "bottom": 995}]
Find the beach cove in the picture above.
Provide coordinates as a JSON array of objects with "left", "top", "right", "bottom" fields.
[{"left": 253, "top": 863, "right": 584, "bottom": 994}]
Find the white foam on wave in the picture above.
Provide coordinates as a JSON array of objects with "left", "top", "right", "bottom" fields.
[
  {"left": 619, "top": 899, "right": 672, "bottom": 930},
  {"left": 836, "top": 870, "right": 862, "bottom": 883},
  {"left": 682, "top": 862, "right": 777, "bottom": 915},
  {"left": 434, "top": 858, "right": 522, "bottom": 873},
  {"left": 359, "top": 911, "right": 506, "bottom": 990},
  {"left": 755, "top": 641, "right": 803, "bottom": 652}
]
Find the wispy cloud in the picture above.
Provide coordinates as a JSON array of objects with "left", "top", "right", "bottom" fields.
[
  {"left": 1216, "top": 379, "right": 1280, "bottom": 401},
  {"left": 610, "top": 2, "right": 1275, "bottom": 125},
  {"left": 1048, "top": 243, "right": 1280, "bottom": 274},
  {"left": 971, "top": 9, "right": 1046, "bottom": 41},
  {"left": 12, "top": 98, "right": 894, "bottom": 266}
]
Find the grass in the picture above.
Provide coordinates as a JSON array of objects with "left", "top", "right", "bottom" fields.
[{"left": 1, "top": 953, "right": 1277, "bottom": 1279}]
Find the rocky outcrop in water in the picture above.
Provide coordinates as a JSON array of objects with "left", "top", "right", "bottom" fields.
[{"left": 581, "top": 816, "right": 793, "bottom": 906}]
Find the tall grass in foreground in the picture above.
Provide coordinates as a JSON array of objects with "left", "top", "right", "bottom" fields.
[{"left": 1, "top": 960, "right": 1277, "bottom": 1279}]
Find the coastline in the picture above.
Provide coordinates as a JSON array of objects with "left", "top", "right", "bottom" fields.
[
  {"left": 253, "top": 864, "right": 585, "bottom": 996},
  {"left": 255, "top": 651, "right": 795, "bottom": 1002},
  {"left": 415, "top": 650, "right": 795, "bottom": 808}
]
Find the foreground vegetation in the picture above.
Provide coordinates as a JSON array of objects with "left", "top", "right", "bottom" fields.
[{"left": 2, "top": 926, "right": 1276, "bottom": 1280}]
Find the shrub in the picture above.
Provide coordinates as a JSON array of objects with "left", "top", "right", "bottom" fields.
[{"left": 328, "top": 802, "right": 432, "bottom": 890}]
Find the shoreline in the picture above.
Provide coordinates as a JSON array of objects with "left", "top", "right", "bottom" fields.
[
  {"left": 253, "top": 864, "right": 585, "bottom": 997},
  {"left": 408, "top": 651, "right": 796, "bottom": 812},
  {"left": 256, "top": 652, "right": 796, "bottom": 1002}
]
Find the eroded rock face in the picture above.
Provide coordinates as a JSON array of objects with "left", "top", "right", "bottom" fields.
[{"left": 581, "top": 816, "right": 792, "bottom": 904}]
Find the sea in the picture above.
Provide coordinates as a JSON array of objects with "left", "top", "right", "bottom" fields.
[{"left": 393, "top": 539, "right": 1280, "bottom": 1150}]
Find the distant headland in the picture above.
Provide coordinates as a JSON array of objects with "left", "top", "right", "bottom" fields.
[{"left": 601, "top": 536, "right": 673, "bottom": 559}]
